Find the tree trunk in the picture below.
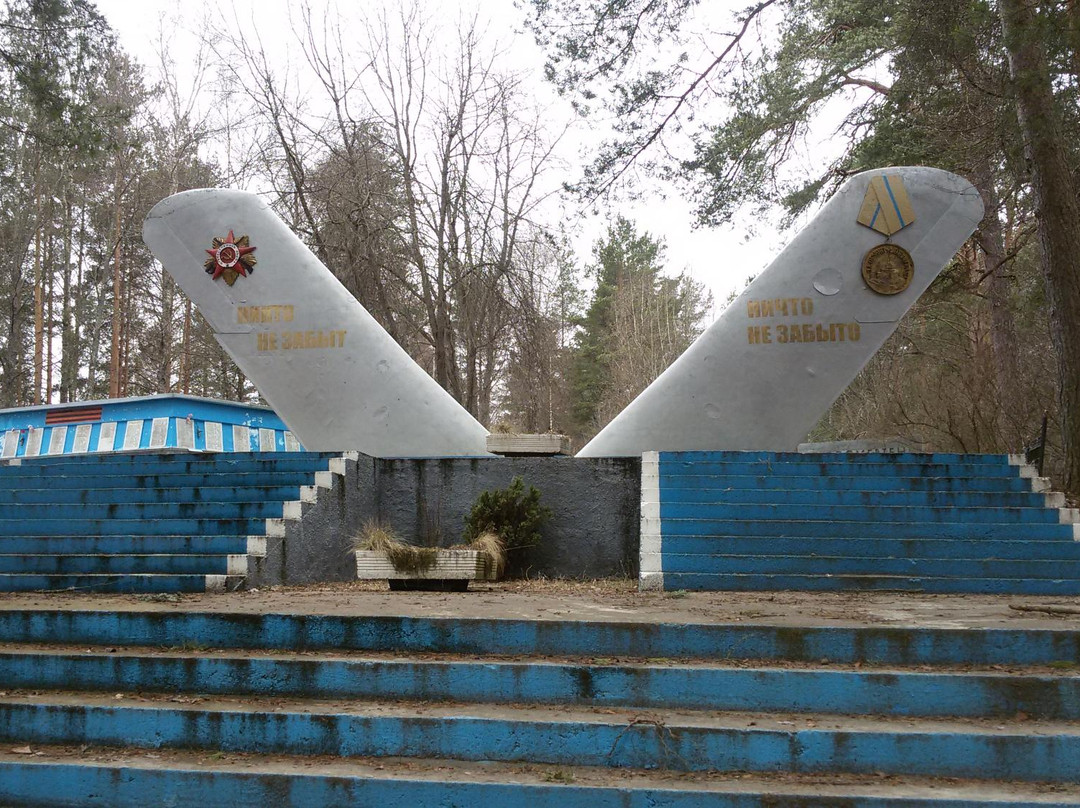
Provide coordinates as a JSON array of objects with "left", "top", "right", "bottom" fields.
[
  {"left": 970, "top": 162, "right": 1022, "bottom": 444},
  {"left": 1067, "top": 0, "right": 1080, "bottom": 78},
  {"left": 60, "top": 193, "right": 76, "bottom": 403},
  {"left": 999, "top": 0, "right": 1080, "bottom": 492},
  {"left": 44, "top": 225, "right": 54, "bottom": 404},
  {"left": 179, "top": 298, "right": 192, "bottom": 395},
  {"left": 32, "top": 154, "right": 43, "bottom": 405},
  {"left": 109, "top": 162, "right": 124, "bottom": 399}
]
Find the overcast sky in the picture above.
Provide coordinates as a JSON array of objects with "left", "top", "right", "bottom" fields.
[{"left": 93, "top": 0, "right": 799, "bottom": 310}]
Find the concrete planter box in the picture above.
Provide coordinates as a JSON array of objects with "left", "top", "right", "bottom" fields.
[
  {"left": 354, "top": 549, "right": 498, "bottom": 591},
  {"left": 486, "top": 433, "right": 570, "bottom": 456}
]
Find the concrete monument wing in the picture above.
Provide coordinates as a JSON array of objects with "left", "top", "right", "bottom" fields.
[
  {"left": 576, "top": 166, "right": 984, "bottom": 456},
  {"left": 143, "top": 190, "right": 491, "bottom": 457}
]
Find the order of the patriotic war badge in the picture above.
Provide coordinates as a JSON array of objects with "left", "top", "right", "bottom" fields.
[{"left": 205, "top": 230, "right": 257, "bottom": 286}]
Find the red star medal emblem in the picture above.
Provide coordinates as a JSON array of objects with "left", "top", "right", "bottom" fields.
[{"left": 205, "top": 230, "right": 257, "bottom": 286}]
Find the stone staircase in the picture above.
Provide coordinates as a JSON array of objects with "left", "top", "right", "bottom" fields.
[
  {"left": 0, "top": 451, "right": 341, "bottom": 593},
  {"left": 641, "top": 451, "right": 1080, "bottom": 594},
  {"left": 0, "top": 607, "right": 1077, "bottom": 805}
]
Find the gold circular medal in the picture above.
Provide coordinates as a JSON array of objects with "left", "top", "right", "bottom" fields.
[{"left": 861, "top": 243, "right": 914, "bottom": 295}]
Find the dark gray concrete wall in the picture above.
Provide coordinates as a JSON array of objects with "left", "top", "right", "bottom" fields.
[
  {"left": 249, "top": 456, "right": 375, "bottom": 587},
  {"left": 252, "top": 454, "right": 640, "bottom": 584},
  {"left": 371, "top": 456, "right": 641, "bottom": 578}
]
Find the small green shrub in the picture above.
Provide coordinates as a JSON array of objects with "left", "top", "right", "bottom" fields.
[{"left": 463, "top": 477, "right": 551, "bottom": 554}]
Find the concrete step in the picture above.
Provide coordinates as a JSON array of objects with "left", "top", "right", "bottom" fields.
[
  {"left": 0, "top": 455, "right": 335, "bottom": 478},
  {"left": 0, "top": 517, "right": 271, "bottom": 536},
  {"left": 662, "top": 535, "right": 1080, "bottom": 560},
  {"left": 0, "top": 694, "right": 1076, "bottom": 781},
  {"left": 3, "top": 611, "right": 1077, "bottom": 666},
  {"left": 658, "top": 461, "right": 1024, "bottom": 478},
  {"left": 0, "top": 554, "right": 245, "bottom": 575},
  {"left": 3, "top": 485, "right": 307, "bottom": 505},
  {"left": 0, "top": 535, "right": 262, "bottom": 556},
  {"left": 658, "top": 474, "right": 1040, "bottom": 493},
  {"left": 0, "top": 574, "right": 243, "bottom": 593},
  {"left": 1, "top": 450, "right": 338, "bottom": 468},
  {"left": 0, "top": 471, "right": 326, "bottom": 490},
  {"left": 660, "top": 554, "right": 1080, "bottom": 579},
  {"left": 661, "top": 573, "right": 1080, "bottom": 595},
  {"left": 658, "top": 519, "right": 1078, "bottom": 540},
  {"left": 2, "top": 647, "right": 1076, "bottom": 719},
  {"left": 4, "top": 748, "right": 1075, "bottom": 808},
  {"left": 0, "top": 501, "right": 285, "bottom": 519},
  {"left": 661, "top": 451, "right": 1017, "bottom": 466},
  {"left": 658, "top": 502, "right": 1069, "bottom": 524},
  {"left": 658, "top": 488, "right": 1056, "bottom": 508}
]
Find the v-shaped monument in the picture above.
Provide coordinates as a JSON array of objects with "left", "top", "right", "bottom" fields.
[{"left": 143, "top": 166, "right": 983, "bottom": 457}]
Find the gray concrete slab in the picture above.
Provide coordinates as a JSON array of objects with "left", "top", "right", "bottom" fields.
[{"left": 1, "top": 580, "right": 1079, "bottom": 632}]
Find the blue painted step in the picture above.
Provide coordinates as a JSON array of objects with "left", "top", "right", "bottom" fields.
[
  {"left": 661, "top": 451, "right": 1016, "bottom": 466},
  {"left": 0, "top": 517, "right": 271, "bottom": 536},
  {"left": 0, "top": 454, "right": 335, "bottom": 477},
  {"left": 4, "top": 650, "right": 1076, "bottom": 719},
  {"left": 663, "top": 572, "right": 1080, "bottom": 595},
  {"left": 0, "top": 450, "right": 339, "bottom": 468},
  {"left": 5, "top": 611, "right": 1078, "bottom": 666},
  {"left": 659, "top": 488, "right": 1052, "bottom": 508},
  {"left": 0, "top": 536, "right": 256, "bottom": 555},
  {"left": 4, "top": 485, "right": 306, "bottom": 504},
  {"left": 659, "top": 518, "right": 1076, "bottom": 540},
  {"left": 663, "top": 536, "right": 1080, "bottom": 560},
  {"left": 1, "top": 700, "right": 1076, "bottom": 782},
  {"left": 12, "top": 471, "right": 324, "bottom": 490},
  {"left": 660, "top": 473, "right": 1038, "bottom": 493},
  {"left": 661, "top": 553, "right": 1080, "bottom": 579},
  {"left": 0, "top": 554, "right": 240, "bottom": 575},
  {"left": 0, "top": 458, "right": 328, "bottom": 477},
  {"left": 7, "top": 761, "right": 1069, "bottom": 808},
  {"left": 658, "top": 461, "right": 1023, "bottom": 478},
  {"left": 0, "top": 501, "right": 285, "bottom": 519},
  {"left": 0, "top": 574, "right": 237, "bottom": 593},
  {"left": 0, "top": 499, "right": 282, "bottom": 518},
  {"left": 659, "top": 502, "right": 1066, "bottom": 524}
]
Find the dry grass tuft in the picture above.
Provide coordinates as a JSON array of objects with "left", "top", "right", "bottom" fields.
[
  {"left": 456, "top": 531, "right": 506, "bottom": 579},
  {"left": 355, "top": 522, "right": 507, "bottom": 578},
  {"left": 354, "top": 521, "right": 439, "bottom": 574}
]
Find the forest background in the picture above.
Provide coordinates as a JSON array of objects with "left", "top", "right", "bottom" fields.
[{"left": 0, "top": 0, "right": 1077, "bottom": 489}]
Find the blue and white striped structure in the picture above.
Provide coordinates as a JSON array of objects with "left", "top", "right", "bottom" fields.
[{"left": 0, "top": 394, "right": 303, "bottom": 459}]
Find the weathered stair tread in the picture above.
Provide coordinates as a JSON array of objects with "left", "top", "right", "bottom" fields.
[
  {"left": 3, "top": 485, "right": 306, "bottom": 504},
  {"left": 2, "top": 646, "right": 1078, "bottom": 718},
  {"left": 0, "top": 574, "right": 244, "bottom": 593},
  {"left": 4, "top": 608, "right": 1080, "bottom": 666},
  {"left": 0, "top": 554, "right": 243, "bottom": 575},
  {"left": 1, "top": 747, "right": 1078, "bottom": 807},
  {"left": 659, "top": 474, "right": 1039, "bottom": 491},
  {"left": 0, "top": 471, "right": 326, "bottom": 489},
  {"left": 2, "top": 693, "right": 1078, "bottom": 780},
  {"left": 662, "top": 553, "right": 1080, "bottom": 574},
  {"left": 656, "top": 519, "right": 1077, "bottom": 539},
  {"left": 7, "top": 690, "right": 1080, "bottom": 735}
]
